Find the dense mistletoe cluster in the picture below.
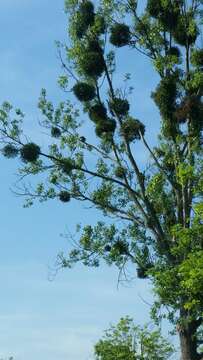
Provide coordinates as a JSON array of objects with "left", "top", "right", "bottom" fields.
[
  {"left": 110, "top": 23, "right": 131, "bottom": 47},
  {"left": 73, "top": 82, "right": 96, "bottom": 102},
  {"left": 20, "top": 143, "right": 40, "bottom": 163},
  {"left": 2, "top": 144, "right": 19, "bottom": 159}
]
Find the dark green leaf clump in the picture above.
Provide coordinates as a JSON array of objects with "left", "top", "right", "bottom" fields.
[
  {"left": 109, "top": 98, "right": 130, "bottom": 117},
  {"left": 137, "top": 267, "right": 148, "bottom": 279},
  {"left": 73, "top": 82, "right": 96, "bottom": 102},
  {"left": 114, "top": 166, "right": 126, "bottom": 179},
  {"left": 81, "top": 52, "right": 105, "bottom": 78},
  {"left": 59, "top": 191, "right": 71, "bottom": 203},
  {"left": 121, "top": 117, "right": 145, "bottom": 141},
  {"left": 20, "top": 143, "right": 40, "bottom": 163},
  {"left": 86, "top": 39, "right": 103, "bottom": 54},
  {"left": 113, "top": 240, "right": 129, "bottom": 255},
  {"left": 147, "top": 0, "right": 181, "bottom": 30},
  {"left": 61, "top": 158, "right": 75, "bottom": 175},
  {"left": 2, "top": 144, "right": 19, "bottom": 159},
  {"left": 152, "top": 75, "right": 178, "bottom": 120},
  {"left": 51, "top": 127, "right": 61, "bottom": 138},
  {"left": 110, "top": 23, "right": 131, "bottom": 47},
  {"left": 95, "top": 119, "right": 116, "bottom": 138},
  {"left": 74, "top": 1, "right": 95, "bottom": 39},
  {"left": 94, "top": 14, "right": 106, "bottom": 34},
  {"left": 175, "top": 96, "right": 202, "bottom": 124},
  {"left": 172, "top": 17, "right": 198, "bottom": 46},
  {"left": 191, "top": 49, "right": 203, "bottom": 68},
  {"left": 89, "top": 103, "right": 107, "bottom": 123},
  {"left": 167, "top": 46, "right": 181, "bottom": 58},
  {"left": 147, "top": 0, "right": 162, "bottom": 18}
]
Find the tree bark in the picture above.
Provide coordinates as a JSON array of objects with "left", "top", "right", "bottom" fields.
[{"left": 178, "top": 318, "right": 202, "bottom": 360}]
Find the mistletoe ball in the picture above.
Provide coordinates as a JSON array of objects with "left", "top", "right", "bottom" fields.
[
  {"left": 81, "top": 52, "right": 105, "bottom": 78},
  {"left": 110, "top": 23, "right": 131, "bottom": 47},
  {"left": 59, "top": 191, "right": 71, "bottom": 203},
  {"left": 73, "top": 82, "right": 96, "bottom": 102},
  {"left": 51, "top": 127, "right": 61, "bottom": 138},
  {"left": 20, "top": 143, "right": 40, "bottom": 163},
  {"left": 2, "top": 144, "right": 19, "bottom": 159},
  {"left": 109, "top": 98, "right": 130, "bottom": 117},
  {"left": 121, "top": 117, "right": 145, "bottom": 141}
]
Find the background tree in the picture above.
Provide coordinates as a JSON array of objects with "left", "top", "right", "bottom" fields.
[
  {"left": 94, "top": 316, "right": 174, "bottom": 360},
  {"left": 0, "top": 1, "right": 203, "bottom": 359}
]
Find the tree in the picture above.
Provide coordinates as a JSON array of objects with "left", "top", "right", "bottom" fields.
[
  {"left": 0, "top": 0, "right": 203, "bottom": 359},
  {"left": 94, "top": 316, "right": 174, "bottom": 360}
]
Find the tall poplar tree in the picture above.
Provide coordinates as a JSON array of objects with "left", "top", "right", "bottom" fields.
[{"left": 0, "top": 1, "right": 203, "bottom": 359}]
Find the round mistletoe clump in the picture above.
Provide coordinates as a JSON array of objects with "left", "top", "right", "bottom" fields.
[
  {"left": 73, "top": 82, "right": 96, "bottom": 102},
  {"left": 121, "top": 117, "right": 145, "bottom": 141},
  {"left": 61, "top": 158, "right": 75, "bottom": 175},
  {"left": 167, "top": 46, "right": 181, "bottom": 58},
  {"left": 2, "top": 144, "right": 19, "bottom": 159},
  {"left": 51, "top": 127, "right": 61, "bottom": 138},
  {"left": 114, "top": 166, "right": 126, "bottom": 179},
  {"left": 109, "top": 98, "right": 130, "bottom": 117},
  {"left": 152, "top": 74, "right": 178, "bottom": 120},
  {"left": 94, "top": 14, "right": 106, "bottom": 34},
  {"left": 172, "top": 17, "right": 199, "bottom": 46},
  {"left": 175, "top": 96, "right": 202, "bottom": 124},
  {"left": 113, "top": 240, "right": 129, "bottom": 255},
  {"left": 110, "top": 23, "right": 131, "bottom": 47},
  {"left": 86, "top": 39, "right": 103, "bottom": 54},
  {"left": 81, "top": 52, "right": 105, "bottom": 78},
  {"left": 59, "top": 191, "right": 71, "bottom": 203},
  {"left": 191, "top": 49, "right": 203, "bottom": 68},
  {"left": 89, "top": 103, "right": 107, "bottom": 123},
  {"left": 95, "top": 119, "right": 116, "bottom": 138},
  {"left": 20, "top": 143, "right": 40, "bottom": 163},
  {"left": 74, "top": 1, "right": 95, "bottom": 39},
  {"left": 147, "top": 0, "right": 162, "bottom": 18}
]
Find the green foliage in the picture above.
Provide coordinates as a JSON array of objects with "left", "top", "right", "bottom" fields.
[
  {"left": 109, "top": 97, "right": 130, "bottom": 117},
  {"left": 80, "top": 51, "right": 105, "bottom": 78},
  {"left": 95, "top": 119, "right": 116, "bottom": 138},
  {"left": 110, "top": 23, "right": 131, "bottom": 47},
  {"left": 73, "top": 1, "right": 95, "bottom": 39},
  {"left": 191, "top": 48, "right": 203, "bottom": 68},
  {"left": 121, "top": 117, "right": 145, "bottom": 141},
  {"left": 72, "top": 82, "right": 96, "bottom": 102},
  {"left": 94, "top": 317, "right": 174, "bottom": 360},
  {"left": 20, "top": 143, "right": 40, "bottom": 163},
  {"left": 152, "top": 74, "right": 178, "bottom": 121},
  {"left": 59, "top": 191, "right": 71, "bottom": 203},
  {"left": 2, "top": 144, "right": 18, "bottom": 159},
  {"left": 51, "top": 126, "right": 61, "bottom": 138},
  {"left": 1, "top": 1, "right": 203, "bottom": 357},
  {"left": 89, "top": 103, "right": 108, "bottom": 123},
  {"left": 172, "top": 15, "right": 199, "bottom": 46}
]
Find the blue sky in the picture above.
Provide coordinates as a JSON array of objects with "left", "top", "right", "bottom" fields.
[{"left": 0, "top": 1, "right": 174, "bottom": 359}]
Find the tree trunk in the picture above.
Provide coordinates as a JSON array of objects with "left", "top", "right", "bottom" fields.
[{"left": 178, "top": 318, "right": 201, "bottom": 360}]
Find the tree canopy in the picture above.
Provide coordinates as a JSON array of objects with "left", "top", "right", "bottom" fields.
[
  {"left": 0, "top": 1, "right": 203, "bottom": 359},
  {"left": 94, "top": 316, "right": 174, "bottom": 360}
]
